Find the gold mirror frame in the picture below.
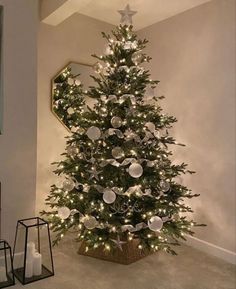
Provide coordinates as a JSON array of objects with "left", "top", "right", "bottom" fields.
[{"left": 51, "top": 61, "right": 94, "bottom": 131}]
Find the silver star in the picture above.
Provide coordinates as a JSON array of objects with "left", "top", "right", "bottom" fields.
[
  {"left": 118, "top": 4, "right": 137, "bottom": 25},
  {"left": 88, "top": 168, "right": 102, "bottom": 180},
  {"left": 111, "top": 235, "right": 126, "bottom": 251}
]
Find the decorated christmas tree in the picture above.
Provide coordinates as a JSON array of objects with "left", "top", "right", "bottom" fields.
[{"left": 42, "top": 5, "right": 203, "bottom": 257}]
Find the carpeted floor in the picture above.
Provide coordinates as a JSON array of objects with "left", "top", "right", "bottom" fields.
[{"left": 13, "top": 239, "right": 236, "bottom": 289}]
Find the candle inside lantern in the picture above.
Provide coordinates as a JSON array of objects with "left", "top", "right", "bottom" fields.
[
  {"left": 25, "top": 259, "right": 33, "bottom": 278},
  {"left": 33, "top": 253, "right": 42, "bottom": 276},
  {"left": 0, "top": 266, "right": 7, "bottom": 282},
  {"left": 25, "top": 242, "right": 42, "bottom": 278}
]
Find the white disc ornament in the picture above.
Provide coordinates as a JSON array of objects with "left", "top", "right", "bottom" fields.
[
  {"left": 159, "top": 180, "right": 170, "bottom": 192},
  {"left": 145, "top": 122, "right": 156, "bottom": 133},
  {"left": 62, "top": 179, "right": 75, "bottom": 191},
  {"left": 58, "top": 207, "right": 71, "bottom": 220},
  {"left": 83, "top": 216, "right": 98, "bottom": 230},
  {"left": 67, "top": 78, "right": 74, "bottom": 85},
  {"left": 111, "top": 147, "right": 124, "bottom": 159},
  {"left": 148, "top": 216, "right": 163, "bottom": 232},
  {"left": 75, "top": 78, "right": 81, "bottom": 86},
  {"left": 128, "top": 163, "right": 143, "bottom": 178},
  {"left": 86, "top": 126, "right": 101, "bottom": 140},
  {"left": 111, "top": 116, "right": 122, "bottom": 128},
  {"left": 67, "top": 107, "right": 75, "bottom": 115},
  {"left": 103, "top": 189, "right": 116, "bottom": 204}
]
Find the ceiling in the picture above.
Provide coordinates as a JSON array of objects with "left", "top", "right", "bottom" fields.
[{"left": 41, "top": 0, "right": 212, "bottom": 31}]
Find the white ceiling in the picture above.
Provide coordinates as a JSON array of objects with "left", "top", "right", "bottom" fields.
[{"left": 41, "top": 0, "right": 212, "bottom": 30}]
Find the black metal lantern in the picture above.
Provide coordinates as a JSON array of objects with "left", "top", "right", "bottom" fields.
[
  {"left": 13, "top": 217, "right": 54, "bottom": 285},
  {"left": 0, "top": 240, "right": 15, "bottom": 288}
]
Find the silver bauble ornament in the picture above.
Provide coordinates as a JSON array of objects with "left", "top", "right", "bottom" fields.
[
  {"left": 159, "top": 180, "right": 170, "bottom": 192},
  {"left": 128, "top": 163, "right": 143, "bottom": 178},
  {"left": 145, "top": 122, "right": 156, "bottom": 133},
  {"left": 67, "top": 107, "right": 75, "bottom": 115},
  {"left": 103, "top": 189, "right": 116, "bottom": 204},
  {"left": 111, "top": 147, "right": 124, "bottom": 159},
  {"left": 66, "top": 146, "right": 79, "bottom": 157},
  {"left": 86, "top": 126, "right": 101, "bottom": 140},
  {"left": 58, "top": 207, "right": 71, "bottom": 220},
  {"left": 55, "top": 177, "right": 64, "bottom": 189},
  {"left": 83, "top": 216, "right": 98, "bottom": 230},
  {"left": 131, "top": 51, "right": 143, "bottom": 65},
  {"left": 111, "top": 116, "right": 122, "bottom": 128},
  {"left": 62, "top": 179, "right": 75, "bottom": 191},
  {"left": 148, "top": 216, "right": 163, "bottom": 232}
]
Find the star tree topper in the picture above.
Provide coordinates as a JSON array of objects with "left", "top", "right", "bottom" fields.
[{"left": 118, "top": 4, "right": 137, "bottom": 25}]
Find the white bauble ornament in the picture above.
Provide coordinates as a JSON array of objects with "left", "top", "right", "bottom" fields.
[
  {"left": 86, "top": 126, "right": 101, "bottom": 140},
  {"left": 66, "top": 146, "right": 79, "bottom": 157},
  {"left": 159, "top": 180, "right": 170, "bottom": 192},
  {"left": 75, "top": 78, "right": 81, "bottom": 86},
  {"left": 145, "top": 122, "right": 156, "bottom": 133},
  {"left": 62, "top": 179, "right": 75, "bottom": 191},
  {"left": 103, "top": 189, "right": 116, "bottom": 204},
  {"left": 131, "top": 51, "right": 143, "bottom": 65},
  {"left": 83, "top": 216, "right": 98, "bottom": 230},
  {"left": 67, "top": 107, "right": 75, "bottom": 115},
  {"left": 128, "top": 163, "right": 143, "bottom": 178},
  {"left": 58, "top": 207, "right": 71, "bottom": 220},
  {"left": 111, "top": 147, "right": 124, "bottom": 159},
  {"left": 67, "top": 78, "right": 74, "bottom": 85},
  {"left": 111, "top": 116, "right": 122, "bottom": 128},
  {"left": 148, "top": 216, "right": 163, "bottom": 232},
  {"left": 55, "top": 177, "right": 64, "bottom": 189}
]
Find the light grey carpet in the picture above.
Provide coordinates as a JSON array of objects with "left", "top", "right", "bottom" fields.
[{"left": 13, "top": 239, "right": 236, "bottom": 289}]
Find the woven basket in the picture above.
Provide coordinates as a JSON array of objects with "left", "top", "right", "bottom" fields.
[{"left": 78, "top": 239, "right": 151, "bottom": 265}]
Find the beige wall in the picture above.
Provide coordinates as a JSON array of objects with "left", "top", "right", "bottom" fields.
[
  {"left": 37, "top": 14, "right": 113, "bottom": 213},
  {"left": 0, "top": 0, "right": 38, "bottom": 244},
  {"left": 138, "top": 0, "right": 236, "bottom": 252}
]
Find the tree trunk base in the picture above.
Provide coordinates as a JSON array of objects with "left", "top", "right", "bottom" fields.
[{"left": 78, "top": 239, "right": 151, "bottom": 265}]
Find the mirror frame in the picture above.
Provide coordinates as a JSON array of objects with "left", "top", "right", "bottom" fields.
[{"left": 51, "top": 61, "right": 94, "bottom": 132}]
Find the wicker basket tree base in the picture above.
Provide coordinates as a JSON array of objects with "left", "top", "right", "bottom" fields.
[{"left": 78, "top": 239, "right": 151, "bottom": 265}]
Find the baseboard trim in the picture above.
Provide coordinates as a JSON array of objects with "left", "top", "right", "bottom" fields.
[{"left": 186, "top": 235, "right": 236, "bottom": 265}]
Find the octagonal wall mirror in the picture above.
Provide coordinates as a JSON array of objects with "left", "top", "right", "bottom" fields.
[{"left": 52, "top": 62, "right": 97, "bottom": 131}]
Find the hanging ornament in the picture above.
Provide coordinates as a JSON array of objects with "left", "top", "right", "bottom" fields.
[
  {"left": 75, "top": 78, "right": 81, "bottom": 86},
  {"left": 93, "top": 62, "right": 103, "bottom": 74},
  {"left": 66, "top": 146, "right": 79, "bottom": 157},
  {"left": 83, "top": 216, "right": 98, "bottom": 230},
  {"left": 67, "top": 107, "right": 75, "bottom": 115},
  {"left": 86, "top": 126, "right": 101, "bottom": 140},
  {"left": 58, "top": 207, "right": 71, "bottom": 220},
  {"left": 55, "top": 177, "right": 64, "bottom": 189},
  {"left": 103, "top": 189, "right": 116, "bottom": 204},
  {"left": 145, "top": 122, "right": 156, "bottom": 133},
  {"left": 67, "top": 78, "right": 74, "bottom": 85},
  {"left": 62, "top": 179, "right": 75, "bottom": 191},
  {"left": 111, "top": 147, "right": 124, "bottom": 159},
  {"left": 131, "top": 51, "right": 143, "bottom": 65},
  {"left": 154, "top": 130, "right": 160, "bottom": 138},
  {"left": 159, "top": 180, "right": 170, "bottom": 192},
  {"left": 148, "top": 216, "right": 163, "bottom": 232},
  {"left": 128, "top": 163, "right": 143, "bottom": 178},
  {"left": 111, "top": 116, "right": 122, "bottom": 128}
]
